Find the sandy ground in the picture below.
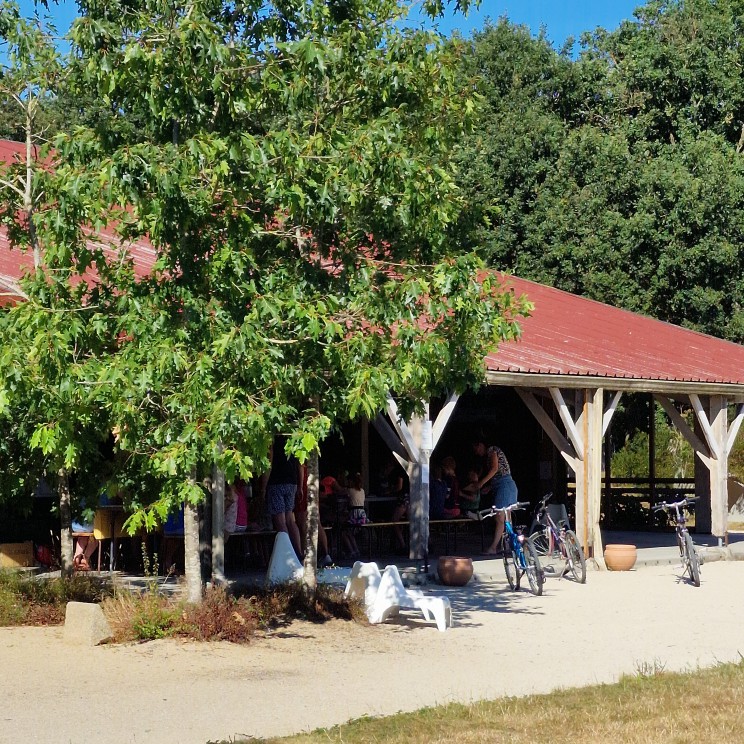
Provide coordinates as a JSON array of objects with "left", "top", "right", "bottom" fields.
[{"left": 2, "top": 560, "right": 744, "bottom": 744}]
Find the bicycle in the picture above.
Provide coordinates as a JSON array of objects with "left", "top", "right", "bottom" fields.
[
  {"left": 651, "top": 496, "right": 701, "bottom": 587},
  {"left": 527, "top": 492, "right": 586, "bottom": 584},
  {"left": 479, "top": 501, "right": 544, "bottom": 596}
]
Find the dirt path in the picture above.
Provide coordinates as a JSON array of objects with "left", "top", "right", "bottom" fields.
[{"left": 2, "top": 561, "right": 743, "bottom": 744}]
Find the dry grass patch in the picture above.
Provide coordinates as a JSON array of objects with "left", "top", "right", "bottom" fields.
[
  {"left": 249, "top": 660, "right": 744, "bottom": 744},
  {"left": 0, "top": 570, "right": 110, "bottom": 626},
  {"left": 102, "top": 583, "right": 365, "bottom": 643}
]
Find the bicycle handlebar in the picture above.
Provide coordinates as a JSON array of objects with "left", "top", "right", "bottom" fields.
[
  {"left": 537, "top": 492, "right": 554, "bottom": 509},
  {"left": 652, "top": 496, "right": 698, "bottom": 512},
  {"left": 479, "top": 501, "right": 531, "bottom": 518}
]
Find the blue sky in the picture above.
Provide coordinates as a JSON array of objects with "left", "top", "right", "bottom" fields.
[{"left": 18, "top": 0, "right": 642, "bottom": 48}]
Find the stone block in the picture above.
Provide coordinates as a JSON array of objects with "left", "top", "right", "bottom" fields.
[
  {"left": 727, "top": 542, "right": 744, "bottom": 561},
  {"left": 63, "top": 601, "right": 113, "bottom": 646}
]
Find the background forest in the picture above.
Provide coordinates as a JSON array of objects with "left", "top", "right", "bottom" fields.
[{"left": 450, "top": 0, "right": 744, "bottom": 482}]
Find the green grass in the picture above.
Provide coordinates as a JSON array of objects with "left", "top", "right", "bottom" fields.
[{"left": 241, "top": 659, "right": 744, "bottom": 744}]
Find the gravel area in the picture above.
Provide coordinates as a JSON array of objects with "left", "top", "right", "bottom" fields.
[{"left": 2, "top": 560, "right": 743, "bottom": 744}]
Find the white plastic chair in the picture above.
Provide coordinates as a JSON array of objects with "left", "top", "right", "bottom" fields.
[
  {"left": 344, "top": 561, "right": 382, "bottom": 608},
  {"left": 265, "top": 532, "right": 303, "bottom": 586},
  {"left": 345, "top": 561, "right": 452, "bottom": 632}
]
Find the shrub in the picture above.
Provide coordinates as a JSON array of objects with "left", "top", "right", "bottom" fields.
[
  {"left": 102, "top": 591, "right": 179, "bottom": 642},
  {"left": 238, "top": 583, "right": 367, "bottom": 629},
  {"left": 180, "top": 585, "right": 258, "bottom": 643},
  {"left": 0, "top": 570, "right": 111, "bottom": 626}
]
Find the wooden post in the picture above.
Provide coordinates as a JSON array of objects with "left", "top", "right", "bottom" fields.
[
  {"left": 709, "top": 396, "right": 729, "bottom": 540},
  {"left": 655, "top": 393, "right": 732, "bottom": 539},
  {"left": 586, "top": 388, "right": 604, "bottom": 567},
  {"left": 517, "top": 387, "right": 611, "bottom": 567},
  {"left": 649, "top": 394, "right": 656, "bottom": 506},
  {"left": 407, "top": 405, "right": 431, "bottom": 561}
]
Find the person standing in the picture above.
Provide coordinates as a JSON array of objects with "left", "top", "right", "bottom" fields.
[
  {"left": 266, "top": 435, "right": 303, "bottom": 559},
  {"left": 474, "top": 440, "right": 518, "bottom": 555}
]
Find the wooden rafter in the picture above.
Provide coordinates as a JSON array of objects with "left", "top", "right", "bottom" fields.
[
  {"left": 385, "top": 396, "right": 420, "bottom": 463},
  {"left": 654, "top": 395, "right": 712, "bottom": 468},
  {"left": 602, "top": 391, "right": 622, "bottom": 436},
  {"left": 516, "top": 389, "right": 579, "bottom": 471},
  {"left": 550, "top": 387, "right": 584, "bottom": 455},
  {"left": 371, "top": 413, "right": 410, "bottom": 462},
  {"left": 432, "top": 392, "right": 459, "bottom": 450},
  {"left": 690, "top": 394, "right": 723, "bottom": 460},
  {"left": 725, "top": 403, "right": 744, "bottom": 455}
]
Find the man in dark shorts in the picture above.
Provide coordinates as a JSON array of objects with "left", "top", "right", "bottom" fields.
[{"left": 266, "top": 435, "right": 303, "bottom": 559}]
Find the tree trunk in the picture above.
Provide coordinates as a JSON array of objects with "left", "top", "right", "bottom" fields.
[
  {"left": 183, "top": 498, "right": 202, "bottom": 604},
  {"left": 211, "top": 463, "right": 226, "bottom": 585},
  {"left": 58, "top": 468, "right": 73, "bottom": 577},
  {"left": 24, "top": 92, "right": 40, "bottom": 270},
  {"left": 302, "top": 447, "right": 320, "bottom": 601}
]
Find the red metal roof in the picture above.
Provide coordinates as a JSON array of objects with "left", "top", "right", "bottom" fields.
[
  {"left": 1, "top": 135, "right": 743, "bottom": 386},
  {"left": 0, "top": 140, "right": 30, "bottom": 164},
  {"left": 489, "top": 276, "right": 744, "bottom": 386}
]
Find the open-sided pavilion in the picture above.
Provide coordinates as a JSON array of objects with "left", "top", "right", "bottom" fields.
[
  {"left": 383, "top": 276, "right": 744, "bottom": 569},
  {"left": 2, "top": 133, "right": 743, "bottom": 571}
]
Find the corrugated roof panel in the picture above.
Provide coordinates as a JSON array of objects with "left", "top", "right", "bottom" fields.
[{"left": 488, "top": 276, "right": 744, "bottom": 385}]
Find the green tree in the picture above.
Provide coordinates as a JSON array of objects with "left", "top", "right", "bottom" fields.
[{"left": 0, "top": 0, "right": 526, "bottom": 601}]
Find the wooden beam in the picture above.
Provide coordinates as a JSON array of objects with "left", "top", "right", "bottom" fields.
[
  {"left": 550, "top": 387, "right": 584, "bottom": 455},
  {"left": 386, "top": 396, "right": 420, "bottom": 463},
  {"left": 516, "top": 389, "right": 579, "bottom": 471},
  {"left": 690, "top": 394, "right": 722, "bottom": 460},
  {"left": 486, "top": 370, "right": 744, "bottom": 398},
  {"left": 371, "top": 413, "right": 410, "bottom": 462},
  {"left": 432, "top": 392, "right": 459, "bottom": 450},
  {"left": 654, "top": 395, "right": 712, "bottom": 468},
  {"left": 602, "top": 391, "right": 622, "bottom": 436},
  {"left": 726, "top": 403, "right": 744, "bottom": 456}
]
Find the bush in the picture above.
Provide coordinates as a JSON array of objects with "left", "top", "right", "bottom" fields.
[
  {"left": 102, "top": 583, "right": 364, "bottom": 643},
  {"left": 0, "top": 570, "right": 111, "bottom": 626},
  {"left": 1, "top": 569, "right": 364, "bottom": 642}
]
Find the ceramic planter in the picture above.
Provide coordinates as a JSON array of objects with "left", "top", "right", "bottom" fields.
[
  {"left": 437, "top": 556, "right": 473, "bottom": 586},
  {"left": 604, "top": 543, "right": 637, "bottom": 571}
]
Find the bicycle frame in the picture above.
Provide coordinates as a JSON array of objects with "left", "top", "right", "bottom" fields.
[
  {"left": 529, "top": 492, "right": 587, "bottom": 583},
  {"left": 652, "top": 496, "right": 700, "bottom": 586},
  {"left": 480, "top": 501, "right": 544, "bottom": 595}
]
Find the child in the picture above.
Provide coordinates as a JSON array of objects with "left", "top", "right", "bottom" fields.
[
  {"left": 459, "top": 468, "right": 482, "bottom": 516},
  {"left": 441, "top": 456, "right": 461, "bottom": 518},
  {"left": 347, "top": 472, "right": 368, "bottom": 525},
  {"left": 429, "top": 464, "right": 447, "bottom": 520}
]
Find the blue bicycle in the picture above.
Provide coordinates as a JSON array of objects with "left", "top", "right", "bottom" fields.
[{"left": 480, "top": 501, "right": 544, "bottom": 596}]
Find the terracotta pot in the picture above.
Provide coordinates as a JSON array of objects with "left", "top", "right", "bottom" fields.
[
  {"left": 604, "top": 544, "right": 637, "bottom": 571},
  {"left": 437, "top": 556, "right": 473, "bottom": 586}
]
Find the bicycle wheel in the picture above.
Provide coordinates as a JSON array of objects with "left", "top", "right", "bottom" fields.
[
  {"left": 529, "top": 526, "right": 551, "bottom": 558},
  {"left": 503, "top": 536, "right": 518, "bottom": 590},
  {"left": 562, "top": 530, "right": 587, "bottom": 584},
  {"left": 523, "top": 539, "right": 544, "bottom": 596},
  {"left": 683, "top": 532, "right": 700, "bottom": 587}
]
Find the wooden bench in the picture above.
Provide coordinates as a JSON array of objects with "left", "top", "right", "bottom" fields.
[
  {"left": 343, "top": 517, "right": 482, "bottom": 560},
  {"left": 428, "top": 517, "right": 480, "bottom": 555},
  {"left": 343, "top": 521, "right": 409, "bottom": 560}
]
